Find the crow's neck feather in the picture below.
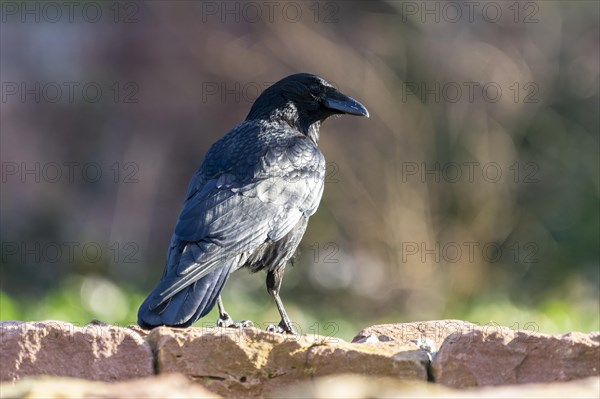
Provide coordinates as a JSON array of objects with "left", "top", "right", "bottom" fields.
[{"left": 247, "top": 99, "right": 320, "bottom": 143}]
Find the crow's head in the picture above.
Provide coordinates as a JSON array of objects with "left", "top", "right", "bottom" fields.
[{"left": 247, "top": 73, "right": 368, "bottom": 140}]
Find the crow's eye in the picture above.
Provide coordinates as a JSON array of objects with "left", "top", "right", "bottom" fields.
[{"left": 308, "top": 83, "right": 321, "bottom": 97}]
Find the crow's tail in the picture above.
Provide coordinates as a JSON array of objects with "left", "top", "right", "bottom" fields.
[{"left": 137, "top": 260, "right": 233, "bottom": 329}]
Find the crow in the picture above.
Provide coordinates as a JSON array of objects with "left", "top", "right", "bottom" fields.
[{"left": 138, "top": 73, "right": 368, "bottom": 333}]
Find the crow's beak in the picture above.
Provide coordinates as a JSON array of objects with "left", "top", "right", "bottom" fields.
[{"left": 324, "top": 90, "right": 369, "bottom": 117}]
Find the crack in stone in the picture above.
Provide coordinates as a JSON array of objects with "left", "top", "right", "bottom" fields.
[
  {"left": 303, "top": 342, "right": 326, "bottom": 382},
  {"left": 411, "top": 338, "right": 437, "bottom": 382},
  {"left": 191, "top": 375, "right": 226, "bottom": 381}
]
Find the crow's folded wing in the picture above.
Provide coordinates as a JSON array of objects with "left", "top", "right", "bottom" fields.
[{"left": 155, "top": 127, "right": 325, "bottom": 305}]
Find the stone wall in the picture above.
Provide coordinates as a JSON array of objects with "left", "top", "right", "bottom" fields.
[{"left": 1, "top": 320, "right": 598, "bottom": 398}]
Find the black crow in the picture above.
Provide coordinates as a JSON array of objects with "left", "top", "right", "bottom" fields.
[{"left": 138, "top": 73, "right": 368, "bottom": 333}]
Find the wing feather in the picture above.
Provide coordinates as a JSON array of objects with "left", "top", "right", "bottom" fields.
[{"left": 154, "top": 123, "right": 325, "bottom": 306}]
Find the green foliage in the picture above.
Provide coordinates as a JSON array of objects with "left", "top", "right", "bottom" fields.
[
  {"left": 2, "top": 273, "right": 597, "bottom": 342},
  {"left": 0, "top": 276, "right": 144, "bottom": 328}
]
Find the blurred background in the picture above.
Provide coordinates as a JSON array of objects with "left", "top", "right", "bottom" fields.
[{"left": 1, "top": 1, "right": 598, "bottom": 340}]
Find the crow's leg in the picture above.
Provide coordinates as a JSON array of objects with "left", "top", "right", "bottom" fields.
[
  {"left": 216, "top": 296, "right": 253, "bottom": 328},
  {"left": 266, "top": 267, "right": 296, "bottom": 335}
]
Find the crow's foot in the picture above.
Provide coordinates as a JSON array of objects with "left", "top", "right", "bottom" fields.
[
  {"left": 267, "top": 320, "right": 296, "bottom": 335},
  {"left": 217, "top": 314, "right": 253, "bottom": 328}
]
